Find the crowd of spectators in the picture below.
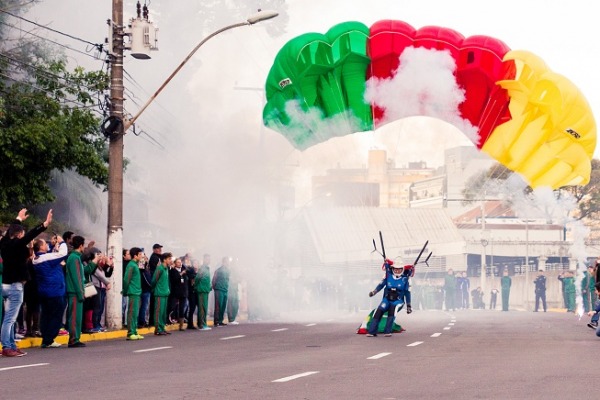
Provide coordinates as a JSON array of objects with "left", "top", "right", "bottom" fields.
[{"left": 0, "top": 208, "right": 241, "bottom": 358}]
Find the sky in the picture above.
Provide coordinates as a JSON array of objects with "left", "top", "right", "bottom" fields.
[{"left": 17, "top": 0, "right": 600, "bottom": 251}]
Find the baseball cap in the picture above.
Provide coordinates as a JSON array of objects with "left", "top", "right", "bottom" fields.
[{"left": 152, "top": 243, "right": 163, "bottom": 250}]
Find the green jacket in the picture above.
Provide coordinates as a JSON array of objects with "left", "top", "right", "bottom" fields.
[
  {"left": 66, "top": 251, "right": 97, "bottom": 302},
  {"left": 563, "top": 276, "right": 576, "bottom": 293},
  {"left": 501, "top": 276, "right": 511, "bottom": 291},
  {"left": 194, "top": 265, "right": 212, "bottom": 293},
  {"left": 444, "top": 274, "right": 456, "bottom": 291},
  {"left": 151, "top": 263, "right": 170, "bottom": 297},
  {"left": 212, "top": 265, "right": 230, "bottom": 292},
  {"left": 582, "top": 271, "right": 596, "bottom": 292},
  {"left": 123, "top": 260, "right": 142, "bottom": 296}
]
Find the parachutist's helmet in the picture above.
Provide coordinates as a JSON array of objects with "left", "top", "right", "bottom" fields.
[{"left": 391, "top": 265, "right": 404, "bottom": 277}]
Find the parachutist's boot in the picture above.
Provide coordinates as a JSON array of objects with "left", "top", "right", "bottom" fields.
[{"left": 407, "top": 304, "right": 412, "bottom": 314}]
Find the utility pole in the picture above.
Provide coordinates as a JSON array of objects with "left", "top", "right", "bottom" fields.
[
  {"left": 102, "top": 6, "right": 277, "bottom": 330},
  {"left": 106, "top": 0, "right": 124, "bottom": 330}
]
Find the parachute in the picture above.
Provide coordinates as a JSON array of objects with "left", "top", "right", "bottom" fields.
[
  {"left": 263, "top": 20, "right": 596, "bottom": 189},
  {"left": 356, "top": 308, "right": 404, "bottom": 335}
]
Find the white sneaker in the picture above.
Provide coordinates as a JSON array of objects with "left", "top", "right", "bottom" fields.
[
  {"left": 15, "top": 333, "right": 25, "bottom": 339},
  {"left": 229, "top": 321, "right": 239, "bottom": 325},
  {"left": 200, "top": 326, "right": 212, "bottom": 331}
]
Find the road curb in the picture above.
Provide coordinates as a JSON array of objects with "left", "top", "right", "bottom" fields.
[{"left": 17, "top": 321, "right": 216, "bottom": 349}]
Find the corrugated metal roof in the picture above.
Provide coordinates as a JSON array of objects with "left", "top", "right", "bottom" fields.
[{"left": 298, "top": 207, "right": 464, "bottom": 263}]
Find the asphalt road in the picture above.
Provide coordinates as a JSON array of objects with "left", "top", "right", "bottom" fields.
[{"left": 1, "top": 309, "right": 596, "bottom": 400}]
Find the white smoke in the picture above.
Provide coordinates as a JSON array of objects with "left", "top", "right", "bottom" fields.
[
  {"left": 365, "top": 46, "right": 479, "bottom": 144},
  {"left": 487, "top": 177, "right": 590, "bottom": 315}
]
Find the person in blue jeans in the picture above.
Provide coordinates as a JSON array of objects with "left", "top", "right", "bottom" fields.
[
  {"left": 367, "top": 260, "right": 409, "bottom": 337},
  {"left": 32, "top": 236, "right": 69, "bottom": 347},
  {"left": 587, "top": 282, "right": 600, "bottom": 336},
  {"left": 1, "top": 208, "right": 52, "bottom": 357}
]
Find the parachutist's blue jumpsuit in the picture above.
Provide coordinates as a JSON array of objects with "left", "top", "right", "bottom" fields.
[{"left": 368, "top": 268, "right": 409, "bottom": 335}]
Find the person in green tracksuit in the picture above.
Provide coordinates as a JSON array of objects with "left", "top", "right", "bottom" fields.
[
  {"left": 443, "top": 269, "right": 456, "bottom": 311},
  {"left": 582, "top": 268, "right": 593, "bottom": 313},
  {"left": 589, "top": 266, "right": 598, "bottom": 306},
  {"left": 151, "top": 252, "right": 172, "bottom": 335},
  {"left": 65, "top": 236, "right": 98, "bottom": 348},
  {"left": 501, "top": 270, "right": 511, "bottom": 311},
  {"left": 212, "top": 257, "right": 230, "bottom": 326},
  {"left": 194, "top": 254, "right": 212, "bottom": 330},
  {"left": 558, "top": 271, "right": 576, "bottom": 312},
  {"left": 123, "top": 247, "right": 144, "bottom": 340},
  {"left": 227, "top": 262, "right": 240, "bottom": 325}
]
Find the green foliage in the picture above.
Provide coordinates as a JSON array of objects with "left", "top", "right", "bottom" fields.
[{"left": 0, "top": 31, "right": 109, "bottom": 210}]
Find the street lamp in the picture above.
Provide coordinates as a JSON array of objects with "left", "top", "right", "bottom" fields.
[
  {"left": 124, "top": 9, "right": 279, "bottom": 130},
  {"left": 105, "top": 5, "right": 278, "bottom": 329}
]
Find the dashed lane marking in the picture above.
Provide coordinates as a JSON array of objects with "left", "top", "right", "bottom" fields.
[
  {"left": 407, "top": 341, "right": 424, "bottom": 347},
  {"left": 0, "top": 363, "right": 49, "bottom": 372},
  {"left": 305, "top": 323, "right": 317, "bottom": 327},
  {"left": 443, "top": 327, "right": 451, "bottom": 330},
  {"left": 271, "top": 328, "right": 289, "bottom": 332},
  {"left": 367, "top": 352, "right": 392, "bottom": 360},
  {"left": 133, "top": 346, "right": 173, "bottom": 353},
  {"left": 449, "top": 323, "right": 455, "bottom": 326},
  {"left": 272, "top": 371, "right": 320, "bottom": 382},
  {"left": 431, "top": 333, "right": 442, "bottom": 337},
  {"left": 220, "top": 335, "right": 246, "bottom": 340}
]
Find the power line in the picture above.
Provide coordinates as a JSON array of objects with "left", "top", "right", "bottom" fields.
[
  {"left": 0, "top": 71, "right": 104, "bottom": 115},
  {"left": 0, "top": 7, "right": 101, "bottom": 48},
  {"left": 0, "top": 51, "right": 107, "bottom": 93},
  {"left": 123, "top": 68, "right": 177, "bottom": 120},
  {"left": 0, "top": 20, "right": 101, "bottom": 60}
]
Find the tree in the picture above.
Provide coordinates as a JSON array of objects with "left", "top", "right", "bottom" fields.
[
  {"left": 559, "top": 159, "right": 600, "bottom": 220},
  {"left": 462, "top": 160, "right": 600, "bottom": 221},
  {"left": 0, "top": 3, "right": 109, "bottom": 212},
  {"left": 461, "top": 162, "right": 521, "bottom": 202}
]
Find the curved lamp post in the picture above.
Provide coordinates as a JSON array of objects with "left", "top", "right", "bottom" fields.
[{"left": 124, "top": 9, "right": 278, "bottom": 130}]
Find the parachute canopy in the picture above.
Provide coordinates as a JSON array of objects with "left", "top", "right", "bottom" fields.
[{"left": 263, "top": 20, "right": 596, "bottom": 189}]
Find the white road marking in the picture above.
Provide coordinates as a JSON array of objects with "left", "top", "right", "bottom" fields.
[
  {"left": 449, "top": 323, "right": 455, "bottom": 326},
  {"left": 0, "top": 363, "right": 49, "bottom": 372},
  {"left": 272, "top": 371, "right": 319, "bottom": 383},
  {"left": 271, "top": 328, "right": 289, "bottom": 332},
  {"left": 305, "top": 323, "right": 317, "bottom": 327},
  {"left": 431, "top": 333, "right": 442, "bottom": 337},
  {"left": 325, "top": 319, "right": 334, "bottom": 322},
  {"left": 367, "top": 352, "right": 392, "bottom": 360},
  {"left": 133, "top": 346, "right": 172, "bottom": 353},
  {"left": 443, "top": 327, "right": 451, "bottom": 330},
  {"left": 451, "top": 320, "right": 456, "bottom": 322},
  {"left": 407, "top": 341, "right": 423, "bottom": 347},
  {"left": 220, "top": 335, "right": 246, "bottom": 340}
]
